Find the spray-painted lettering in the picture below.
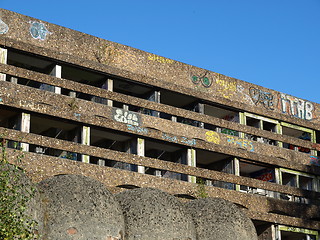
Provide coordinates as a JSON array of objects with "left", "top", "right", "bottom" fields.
[
  {"left": 30, "top": 22, "right": 51, "bottom": 40},
  {"left": 205, "top": 131, "right": 220, "bottom": 144},
  {"left": 310, "top": 156, "right": 320, "bottom": 166},
  {"left": 162, "top": 133, "right": 196, "bottom": 146},
  {"left": 216, "top": 78, "right": 237, "bottom": 99},
  {"left": 227, "top": 136, "right": 255, "bottom": 152},
  {"left": 249, "top": 87, "right": 275, "bottom": 110},
  {"left": 280, "top": 93, "right": 314, "bottom": 120},
  {"left": 148, "top": 54, "right": 174, "bottom": 64},
  {"left": 113, "top": 108, "right": 140, "bottom": 126},
  {"left": 127, "top": 124, "right": 149, "bottom": 134}
]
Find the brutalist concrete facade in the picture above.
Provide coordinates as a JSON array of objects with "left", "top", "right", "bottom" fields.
[{"left": 0, "top": 8, "right": 319, "bottom": 239}]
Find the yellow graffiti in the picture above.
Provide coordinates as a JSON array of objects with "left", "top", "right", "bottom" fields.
[
  {"left": 148, "top": 54, "right": 174, "bottom": 64},
  {"left": 100, "top": 45, "right": 137, "bottom": 65},
  {"left": 216, "top": 78, "right": 237, "bottom": 99},
  {"left": 205, "top": 131, "right": 221, "bottom": 144}
]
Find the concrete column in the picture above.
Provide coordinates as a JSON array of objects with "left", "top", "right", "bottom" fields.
[
  {"left": 98, "top": 159, "right": 105, "bottom": 166},
  {"left": 137, "top": 138, "right": 145, "bottom": 174},
  {"left": 10, "top": 77, "right": 18, "bottom": 84},
  {"left": 50, "top": 65, "right": 62, "bottom": 94},
  {"left": 106, "top": 79, "right": 113, "bottom": 107},
  {"left": 81, "top": 126, "right": 90, "bottom": 163},
  {"left": 234, "top": 158, "right": 241, "bottom": 191},
  {"left": 147, "top": 91, "right": 160, "bottom": 117},
  {"left": 123, "top": 104, "right": 129, "bottom": 111},
  {"left": 0, "top": 48, "right": 7, "bottom": 81},
  {"left": 20, "top": 113, "right": 30, "bottom": 152},
  {"left": 187, "top": 149, "right": 196, "bottom": 183}
]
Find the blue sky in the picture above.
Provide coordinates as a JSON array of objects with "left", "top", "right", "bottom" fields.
[{"left": 2, "top": 0, "right": 320, "bottom": 103}]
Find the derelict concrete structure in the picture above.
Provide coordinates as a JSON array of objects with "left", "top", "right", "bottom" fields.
[{"left": 0, "top": 8, "right": 319, "bottom": 239}]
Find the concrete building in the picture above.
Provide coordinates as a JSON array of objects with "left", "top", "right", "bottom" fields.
[{"left": 0, "top": 8, "right": 319, "bottom": 239}]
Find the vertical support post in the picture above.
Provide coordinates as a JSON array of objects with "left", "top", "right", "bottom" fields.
[
  {"left": 106, "top": 79, "right": 113, "bottom": 107},
  {"left": 239, "top": 112, "right": 246, "bottom": 138},
  {"left": 10, "top": 77, "right": 18, "bottom": 84},
  {"left": 20, "top": 113, "right": 30, "bottom": 152},
  {"left": 50, "top": 65, "right": 62, "bottom": 94},
  {"left": 196, "top": 103, "right": 204, "bottom": 128},
  {"left": 234, "top": 158, "right": 240, "bottom": 191},
  {"left": 0, "top": 48, "right": 7, "bottom": 81},
  {"left": 137, "top": 138, "right": 145, "bottom": 174},
  {"left": 147, "top": 90, "right": 160, "bottom": 117},
  {"left": 187, "top": 149, "right": 196, "bottom": 183},
  {"left": 81, "top": 126, "right": 90, "bottom": 163}
]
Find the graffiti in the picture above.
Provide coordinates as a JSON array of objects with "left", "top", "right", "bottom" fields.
[
  {"left": 221, "top": 128, "right": 238, "bottom": 136},
  {"left": 216, "top": 78, "right": 237, "bottom": 99},
  {"left": 279, "top": 93, "right": 314, "bottom": 120},
  {"left": 162, "top": 133, "right": 196, "bottom": 146},
  {"left": 29, "top": 22, "right": 51, "bottom": 40},
  {"left": 249, "top": 87, "right": 275, "bottom": 110},
  {"left": 237, "top": 84, "right": 253, "bottom": 103},
  {"left": 113, "top": 108, "right": 141, "bottom": 126},
  {"left": 127, "top": 124, "right": 149, "bottom": 134},
  {"left": 0, "top": 19, "right": 8, "bottom": 34},
  {"left": 147, "top": 54, "right": 174, "bottom": 64},
  {"left": 191, "top": 73, "right": 212, "bottom": 88},
  {"left": 310, "top": 156, "right": 320, "bottom": 166},
  {"left": 226, "top": 136, "right": 254, "bottom": 152},
  {"left": 205, "top": 131, "right": 220, "bottom": 144}
]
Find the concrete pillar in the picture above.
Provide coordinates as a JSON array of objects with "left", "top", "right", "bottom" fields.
[
  {"left": 81, "top": 126, "right": 90, "bottom": 163},
  {"left": 10, "top": 113, "right": 30, "bottom": 152},
  {"left": 147, "top": 91, "right": 160, "bottom": 117},
  {"left": 0, "top": 47, "right": 7, "bottom": 81},
  {"left": 137, "top": 138, "right": 145, "bottom": 174},
  {"left": 50, "top": 65, "right": 62, "bottom": 94},
  {"left": 98, "top": 159, "right": 105, "bottom": 166},
  {"left": 10, "top": 77, "right": 18, "bottom": 84},
  {"left": 91, "top": 79, "right": 113, "bottom": 106},
  {"left": 187, "top": 149, "right": 196, "bottom": 183},
  {"left": 106, "top": 79, "right": 113, "bottom": 107},
  {"left": 20, "top": 113, "right": 30, "bottom": 152}
]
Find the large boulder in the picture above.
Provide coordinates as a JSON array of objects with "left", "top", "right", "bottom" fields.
[
  {"left": 38, "top": 174, "right": 125, "bottom": 240},
  {"left": 185, "top": 198, "right": 258, "bottom": 240},
  {"left": 116, "top": 188, "right": 197, "bottom": 240}
]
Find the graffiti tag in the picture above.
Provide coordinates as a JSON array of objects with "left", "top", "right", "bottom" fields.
[
  {"left": 30, "top": 22, "right": 51, "bottom": 40},
  {"left": 147, "top": 54, "right": 174, "bottom": 64},
  {"left": 0, "top": 19, "right": 8, "bottom": 34},
  {"left": 310, "top": 156, "right": 320, "bottom": 166},
  {"left": 280, "top": 93, "right": 314, "bottom": 120},
  {"left": 249, "top": 87, "right": 275, "bottom": 110},
  {"left": 127, "top": 124, "right": 148, "bottom": 134},
  {"left": 162, "top": 133, "right": 196, "bottom": 146},
  {"left": 216, "top": 78, "right": 237, "bottom": 99},
  {"left": 205, "top": 131, "right": 220, "bottom": 144},
  {"left": 226, "top": 136, "right": 254, "bottom": 152},
  {"left": 191, "top": 74, "right": 213, "bottom": 88},
  {"left": 112, "top": 108, "right": 141, "bottom": 126}
]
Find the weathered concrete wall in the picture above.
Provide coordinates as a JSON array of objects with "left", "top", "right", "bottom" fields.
[
  {"left": 185, "top": 198, "right": 258, "bottom": 240},
  {"left": 116, "top": 188, "right": 197, "bottom": 240},
  {"left": 0, "top": 8, "right": 319, "bottom": 128},
  {"left": 38, "top": 174, "right": 125, "bottom": 240}
]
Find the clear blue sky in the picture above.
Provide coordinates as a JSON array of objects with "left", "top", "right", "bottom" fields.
[{"left": 2, "top": 0, "right": 320, "bottom": 103}]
